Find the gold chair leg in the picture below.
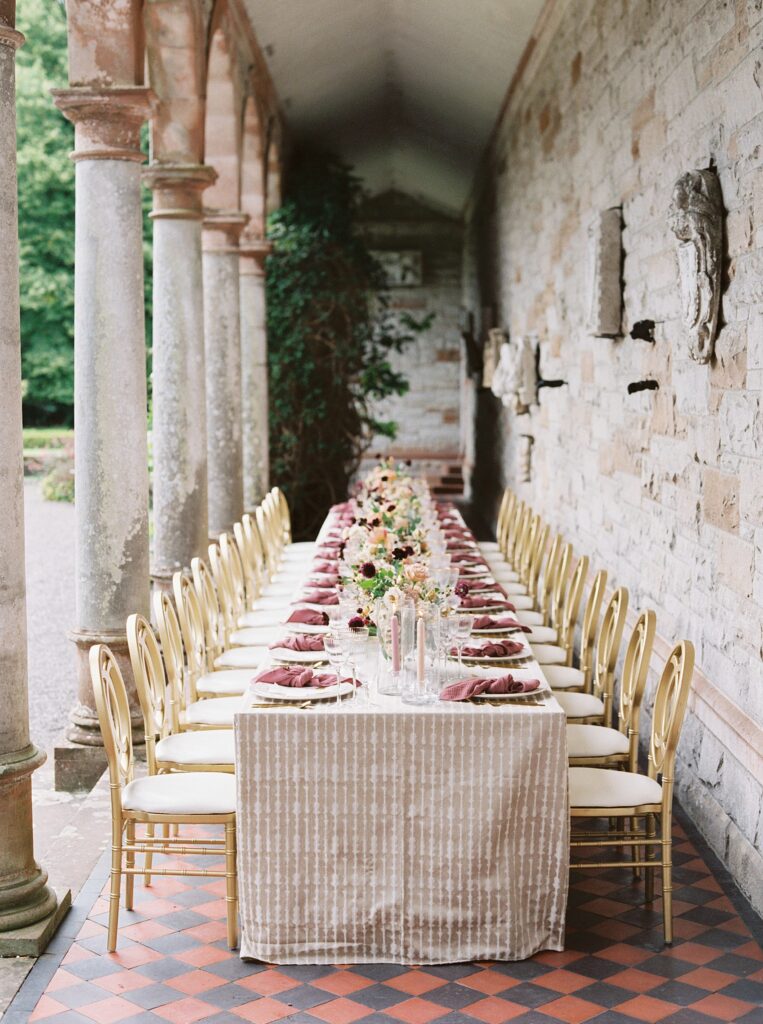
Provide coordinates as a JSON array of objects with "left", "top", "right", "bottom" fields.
[
  {"left": 629, "top": 816, "right": 642, "bottom": 881},
  {"left": 107, "top": 818, "right": 123, "bottom": 953},
  {"left": 661, "top": 809, "right": 673, "bottom": 945},
  {"left": 225, "top": 821, "right": 238, "bottom": 949},
  {"left": 125, "top": 820, "right": 135, "bottom": 911},
  {"left": 144, "top": 822, "right": 154, "bottom": 886},
  {"left": 645, "top": 812, "right": 656, "bottom": 902}
]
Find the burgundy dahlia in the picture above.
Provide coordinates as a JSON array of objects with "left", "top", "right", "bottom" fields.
[
  {"left": 348, "top": 615, "right": 365, "bottom": 629},
  {"left": 361, "top": 561, "right": 377, "bottom": 579},
  {"left": 455, "top": 581, "right": 469, "bottom": 597},
  {"left": 392, "top": 547, "right": 407, "bottom": 561}
]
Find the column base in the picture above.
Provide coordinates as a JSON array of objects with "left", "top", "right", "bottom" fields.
[
  {"left": 150, "top": 566, "right": 175, "bottom": 595},
  {"left": 0, "top": 887, "right": 71, "bottom": 957}
]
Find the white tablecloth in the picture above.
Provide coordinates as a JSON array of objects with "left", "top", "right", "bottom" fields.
[{"left": 234, "top": 685, "right": 569, "bottom": 963}]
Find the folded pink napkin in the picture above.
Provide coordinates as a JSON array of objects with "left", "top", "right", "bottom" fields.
[
  {"left": 319, "top": 539, "right": 342, "bottom": 550},
  {"left": 460, "top": 579, "right": 506, "bottom": 594},
  {"left": 454, "top": 640, "right": 526, "bottom": 658},
  {"left": 472, "top": 615, "right": 531, "bottom": 632},
  {"left": 315, "top": 547, "right": 340, "bottom": 560},
  {"left": 440, "top": 674, "right": 541, "bottom": 701},
  {"left": 286, "top": 608, "right": 329, "bottom": 626},
  {"left": 254, "top": 666, "right": 341, "bottom": 688},
  {"left": 269, "top": 634, "right": 325, "bottom": 652},
  {"left": 451, "top": 552, "right": 487, "bottom": 565},
  {"left": 306, "top": 576, "right": 338, "bottom": 589},
  {"left": 312, "top": 561, "right": 339, "bottom": 575},
  {"left": 460, "top": 594, "right": 516, "bottom": 611},
  {"left": 298, "top": 590, "right": 339, "bottom": 606},
  {"left": 447, "top": 541, "right": 476, "bottom": 552}
]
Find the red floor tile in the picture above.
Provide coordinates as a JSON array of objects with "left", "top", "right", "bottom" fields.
[
  {"left": 532, "top": 969, "right": 593, "bottom": 994},
  {"left": 457, "top": 969, "right": 518, "bottom": 995},
  {"left": 616, "top": 994, "right": 681, "bottom": 1022},
  {"left": 166, "top": 968, "right": 228, "bottom": 995},
  {"left": 385, "top": 971, "right": 448, "bottom": 995},
  {"left": 537, "top": 994, "right": 606, "bottom": 1023},
  {"left": 79, "top": 995, "right": 142, "bottom": 1023},
  {"left": 29, "top": 995, "right": 67, "bottom": 1021},
  {"left": 458, "top": 995, "right": 525, "bottom": 1023},
  {"left": 690, "top": 993, "right": 758, "bottom": 1021},
  {"left": 311, "top": 970, "right": 375, "bottom": 995},
  {"left": 305, "top": 996, "right": 373, "bottom": 1024},
  {"left": 93, "top": 969, "right": 154, "bottom": 994},
  {"left": 238, "top": 970, "right": 301, "bottom": 996},
  {"left": 153, "top": 995, "right": 219, "bottom": 1023}
]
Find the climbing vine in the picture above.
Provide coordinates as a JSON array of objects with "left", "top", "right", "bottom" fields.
[{"left": 266, "top": 150, "right": 431, "bottom": 539}]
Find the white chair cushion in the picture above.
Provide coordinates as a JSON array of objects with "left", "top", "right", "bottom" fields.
[
  {"left": 252, "top": 595, "right": 292, "bottom": 612},
  {"left": 569, "top": 767, "right": 662, "bottom": 810},
  {"left": 287, "top": 541, "right": 316, "bottom": 552},
  {"left": 530, "top": 642, "right": 566, "bottom": 665},
  {"left": 516, "top": 610, "right": 544, "bottom": 626},
  {"left": 214, "top": 647, "right": 267, "bottom": 670},
  {"left": 238, "top": 609, "right": 286, "bottom": 628},
  {"left": 526, "top": 625, "right": 557, "bottom": 644},
  {"left": 566, "top": 724, "right": 629, "bottom": 760},
  {"left": 543, "top": 664, "right": 585, "bottom": 690},
  {"left": 503, "top": 583, "right": 530, "bottom": 597},
  {"left": 122, "top": 772, "right": 236, "bottom": 814},
  {"left": 182, "top": 696, "right": 242, "bottom": 728},
  {"left": 478, "top": 542, "right": 501, "bottom": 552},
  {"left": 555, "top": 692, "right": 604, "bottom": 719},
  {"left": 196, "top": 669, "right": 253, "bottom": 696},
  {"left": 229, "top": 625, "right": 283, "bottom": 647},
  {"left": 262, "top": 582, "right": 299, "bottom": 597},
  {"left": 156, "top": 730, "right": 235, "bottom": 766},
  {"left": 509, "top": 595, "right": 534, "bottom": 610}
]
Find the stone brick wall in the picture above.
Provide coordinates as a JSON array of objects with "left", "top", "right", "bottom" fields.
[
  {"left": 464, "top": 0, "right": 763, "bottom": 912},
  {"left": 358, "top": 191, "right": 464, "bottom": 469}
]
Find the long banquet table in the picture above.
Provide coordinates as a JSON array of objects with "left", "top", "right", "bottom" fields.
[{"left": 234, "top": 505, "right": 569, "bottom": 964}]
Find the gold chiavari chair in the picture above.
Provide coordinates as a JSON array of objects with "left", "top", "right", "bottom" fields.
[
  {"left": 554, "top": 587, "right": 629, "bottom": 724},
  {"left": 567, "top": 609, "right": 656, "bottom": 768},
  {"left": 127, "top": 612, "right": 235, "bottom": 772},
  {"left": 569, "top": 640, "right": 695, "bottom": 944},
  {"left": 488, "top": 499, "right": 526, "bottom": 580},
  {"left": 533, "top": 566, "right": 606, "bottom": 679},
  {"left": 173, "top": 573, "right": 254, "bottom": 697},
  {"left": 190, "top": 557, "right": 268, "bottom": 673},
  {"left": 89, "top": 644, "right": 238, "bottom": 952},
  {"left": 154, "top": 589, "right": 242, "bottom": 727}
]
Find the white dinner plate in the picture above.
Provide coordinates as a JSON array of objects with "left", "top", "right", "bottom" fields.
[
  {"left": 292, "top": 601, "right": 341, "bottom": 614},
  {"left": 450, "top": 646, "right": 531, "bottom": 665},
  {"left": 472, "top": 625, "right": 526, "bottom": 635},
  {"left": 471, "top": 687, "right": 547, "bottom": 702},
  {"left": 250, "top": 680, "right": 353, "bottom": 702},
  {"left": 462, "top": 603, "right": 517, "bottom": 614},
  {"left": 269, "top": 647, "right": 327, "bottom": 664},
  {"left": 283, "top": 621, "right": 329, "bottom": 635}
]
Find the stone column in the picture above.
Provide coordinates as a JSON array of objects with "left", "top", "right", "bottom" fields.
[
  {"left": 52, "top": 86, "right": 152, "bottom": 783},
  {"left": 239, "top": 237, "right": 271, "bottom": 510},
  {"left": 0, "top": 9, "right": 70, "bottom": 952},
  {"left": 145, "top": 164, "right": 216, "bottom": 586},
  {"left": 203, "top": 211, "right": 248, "bottom": 537}
]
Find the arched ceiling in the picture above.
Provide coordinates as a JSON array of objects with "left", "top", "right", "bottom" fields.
[{"left": 242, "top": 0, "right": 545, "bottom": 216}]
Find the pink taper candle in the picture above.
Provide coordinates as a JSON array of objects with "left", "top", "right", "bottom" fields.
[
  {"left": 391, "top": 612, "right": 401, "bottom": 673},
  {"left": 417, "top": 616, "right": 426, "bottom": 687}
]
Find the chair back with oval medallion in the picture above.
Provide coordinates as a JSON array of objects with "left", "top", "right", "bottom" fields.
[
  {"left": 153, "top": 589, "right": 192, "bottom": 722},
  {"left": 648, "top": 640, "right": 695, "bottom": 785},
  {"left": 618, "top": 610, "right": 657, "bottom": 770},
  {"left": 173, "top": 571, "right": 209, "bottom": 682},
  {"left": 578, "top": 568, "right": 607, "bottom": 686},
  {"left": 591, "top": 586, "right": 629, "bottom": 727},
  {"left": 126, "top": 614, "right": 172, "bottom": 776},
  {"left": 89, "top": 644, "right": 134, "bottom": 810}
]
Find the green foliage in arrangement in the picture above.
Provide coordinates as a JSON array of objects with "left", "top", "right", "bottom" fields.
[
  {"left": 16, "top": 0, "right": 153, "bottom": 426},
  {"left": 266, "top": 150, "right": 432, "bottom": 540}
]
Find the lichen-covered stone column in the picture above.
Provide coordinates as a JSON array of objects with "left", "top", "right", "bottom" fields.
[
  {"left": 239, "top": 237, "right": 271, "bottom": 510},
  {"left": 53, "top": 86, "right": 152, "bottom": 756},
  {"left": 145, "top": 165, "right": 216, "bottom": 585},
  {"left": 203, "top": 211, "right": 248, "bottom": 537},
  {"left": 0, "top": 5, "right": 70, "bottom": 952}
]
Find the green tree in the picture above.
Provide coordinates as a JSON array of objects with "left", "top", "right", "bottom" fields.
[
  {"left": 15, "top": 0, "right": 153, "bottom": 426},
  {"left": 16, "top": 0, "right": 74, "bottom": 424},
  {"left": 266, "top": 150, "right": 431, "bottom": 539}
]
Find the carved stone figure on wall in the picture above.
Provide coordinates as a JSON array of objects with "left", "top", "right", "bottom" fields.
[
  {"left": 490, "top": 335, "right": 537, "bottom": 413},
  {"left": 482, "top": 328, "right": 505, "bottom": 388},
  {"left": 587, "top": 207, "right": 622, "bottom": 337},
  {"left": 667, "top": 168, "right": 723, "bottom": 364}
]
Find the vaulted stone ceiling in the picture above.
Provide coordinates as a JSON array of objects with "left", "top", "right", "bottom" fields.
[{"left": 243, "top": 0, "right": 545, "bottom": 215}]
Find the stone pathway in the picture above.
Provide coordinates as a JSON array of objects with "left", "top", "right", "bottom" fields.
[{"left": 24, "top": 479, "right": 77, "bottom": 755}]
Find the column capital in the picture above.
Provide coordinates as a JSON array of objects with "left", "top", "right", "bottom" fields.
[
  {"left": 0, "top": 25, "right": 24, "bottom": 50},
  {"left": 202, "top": 210, "right": 249, "bottom": 252},
  {"left": 51, "top": 86, "right": 154, "bottom": 163},
  {"left": 144, "top": 163, "right": 217, "bottom": 220},
  {"left": 239, "top": 234, "right": 272, "bottom": 275}
]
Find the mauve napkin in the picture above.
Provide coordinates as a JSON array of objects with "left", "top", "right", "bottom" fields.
[
  {"left": 254, "top": 666, "right": 339, "bottom": 688},
  {"left": 315, "top": 547, "right": 340, "bottom": 560},
  {"left": 298, "top": 590, "right": 339, "bottom": 606},
  {"left": 460, "top": 595, "right": 516, "bottom": 611},
  {"left": 306, "top": 576, "right": 339, "bottom": 589},
  {"left": 472, "top": 615, "right": 531, "bottom": 633},
  {"left": 312, "top": 561, "right": 339, "bottom": 575},
  {"left": 286, "top": 608, "right": 329, "bottom": 626},
  {"left": 451, "top": 552, "right": 487, "bottom": 565},
  {"left": 440, "top": 674, "right": 541, "bottom": 702},
  {"left": 269, "top": 634, "right": 325, "bottom": 652},
  {"left": 459, "top": 579, "right": 504, "bottom": 593},
  {"left": 455, "top": 640, "right": 526, "bottom": 659}
]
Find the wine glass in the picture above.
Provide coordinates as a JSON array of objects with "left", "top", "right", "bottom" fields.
[
  {"left": 323, "top": 631, "right": 346, "bottom": 706},
  {"left": 453, "top": 613, "right": 473, "bottom": 670},
  {"left": 347, "top": 625, "right": 369, "bottom": 702}
]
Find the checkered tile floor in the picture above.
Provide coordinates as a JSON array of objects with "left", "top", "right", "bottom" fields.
[{"left": 11, "top": 813, "right": 763, "bottom": 1024}]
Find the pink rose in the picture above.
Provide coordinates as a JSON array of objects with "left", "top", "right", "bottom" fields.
[{"left": 403, "top": 562, "right": 429, "bottom": 583}]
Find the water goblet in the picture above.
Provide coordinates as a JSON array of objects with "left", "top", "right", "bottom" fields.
[
  {"left": 453, "top": 613, "right": 473, "bottom": 670},
  {"left": 347, "top": 625, "right": 369, "bottom": 702},
  {"left": 323, "top": 631, "right": 346, "bottom": 706}
]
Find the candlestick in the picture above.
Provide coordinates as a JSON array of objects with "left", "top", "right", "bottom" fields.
[
  {"left": 391, "top": 613, "right": 401, "bottom": 673},
  {"left": 417, "top": 616, "right": 425, "bottom": 688}
]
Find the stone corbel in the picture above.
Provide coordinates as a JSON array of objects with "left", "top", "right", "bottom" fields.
[
  {"left": 143, "top": 163, "right": 218, "bottom": 220},
  {"left": 239, "top": 234, "right": 272, "bottom": 277},
  {"left": 587, "top": 207, "right": 622, "bottom": 337},
  {"left": 202, "top": 210, "right": 249, "bottom": 253}
]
